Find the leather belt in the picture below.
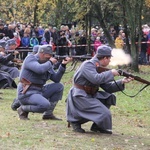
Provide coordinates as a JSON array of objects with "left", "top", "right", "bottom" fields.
[
  {"left": 32, "top": 83, "right": 43, "bottom": 88},
  {"left": 74, "top": 84, "right": 85, "bottom": 90},
  {"left": 74, "top": 83, "right": 98, "bottom": 95},
  {"left": 20, "top": 78, "right": 43, "bottom": 94}
]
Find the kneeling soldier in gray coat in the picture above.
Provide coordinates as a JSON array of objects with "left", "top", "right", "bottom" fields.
[
  {"left": 66, "top": 45, "right": 133, "bottom": 134},
  {"left": 17, "top": 45, "right": 72, "bottom": 120}
]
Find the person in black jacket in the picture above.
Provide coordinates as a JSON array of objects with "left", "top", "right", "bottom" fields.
[
  {"left": 139, "top": 33, "right": 148, "bottom": 65},
  {"left": 0, "top": 23, "right": 8, "bottom": 39},
  {"left": 44, "top": 24, "right": 54, "bottom": 44}
]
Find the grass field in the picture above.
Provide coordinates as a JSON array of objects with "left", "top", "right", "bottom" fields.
[{"left": 0, "top": 65, "right": 150, "bottom": 150}]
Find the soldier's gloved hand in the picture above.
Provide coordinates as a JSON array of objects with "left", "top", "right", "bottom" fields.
[{"left": 62, "top": 57, "right": 72, "bottom": 65}]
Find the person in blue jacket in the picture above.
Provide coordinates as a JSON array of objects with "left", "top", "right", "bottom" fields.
[{"left": 21, "top": 33, "right": 30, "bottom": 47}]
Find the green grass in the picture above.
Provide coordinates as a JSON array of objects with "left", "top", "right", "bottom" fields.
[{"left": 0, "top": 65, "right": 150, "bottom": 150}]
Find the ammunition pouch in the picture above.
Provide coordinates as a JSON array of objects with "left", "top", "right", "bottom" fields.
[{"left": 20, "top": 78, "right": 32, "bottom": 94}]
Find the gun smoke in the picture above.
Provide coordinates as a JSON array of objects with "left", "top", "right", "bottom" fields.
[{"left": 109, "top": 48, "right": 132, "bottom": 66}]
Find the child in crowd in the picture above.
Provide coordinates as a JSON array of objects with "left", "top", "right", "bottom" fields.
[
  {"left": 21, "top": 33, "right": 30, "bottom": 59},
  {"left": 115, "top": 34, "right": 124, "bottom": 49},
  {"left": 30, "top": 33, "right": 39, "bottom": 47},
  {"left": 21, "top": 33, "right": 30, "bottom": 47},
  {"left": 13, "top": 32, "right": 21, "bottom": 48},
  {"left": 94, "top": 36, "right": 102, "bottom": 55},
  {"left": 40, "top": 37, "right": 48, "bottom": 45}
]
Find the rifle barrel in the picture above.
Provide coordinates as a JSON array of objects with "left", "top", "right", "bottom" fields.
[
  {"left": 96, "top": 67, "right": 150, "bottom": 85},
  {"left": 54, "top": 55, "right": 92, "bottom": 60},
  {"left": 118, "top": 70, "right": 150, "bottom": 85}
]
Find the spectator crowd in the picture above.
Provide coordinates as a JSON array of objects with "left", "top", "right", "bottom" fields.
[
  {"left": 0, "top": 19, "right": 150, "bottom": 90},
  {"left": 0, "top": 19, "right": 150, "bottom": 67}
]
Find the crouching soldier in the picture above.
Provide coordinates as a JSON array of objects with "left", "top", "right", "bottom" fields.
[
  {"left": 66, "top": 45, "right": 133, "bottom": 134},
  {"left": 17, "top": 45, "right": 72, "bottom": 120}
]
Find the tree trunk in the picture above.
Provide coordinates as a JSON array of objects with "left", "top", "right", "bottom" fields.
[
  {"left": 122, "top": 3, "right": 131, "bottom": 55},
  {"left": 130, "top": 32, "right": 139, "bottom": 71},
  {"left": 93, "top": 2, "right": 115, "bottom": 48},
  {"left": 33, "top": 0, "right": 40, "bottom": 26},
  {"left": 124, "top": 0, "right": 144, "bottom": 72}
]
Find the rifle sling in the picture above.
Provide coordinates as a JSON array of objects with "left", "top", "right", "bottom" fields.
[{"left": 114, "top": 80, "right": 149, "bottom": 98}]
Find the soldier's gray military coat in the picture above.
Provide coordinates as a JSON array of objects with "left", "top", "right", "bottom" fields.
[
  {"left": 17, "top": 53, "right": 66, "bottom": 114},
  {"left": 0, "top": 70, "right": 17, "bottom": 88},
  {"left": 66, "top": 56, "right": 125, "bottom": 130}
]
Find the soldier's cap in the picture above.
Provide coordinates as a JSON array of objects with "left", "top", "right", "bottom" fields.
[
  {"left": 38, "top": 45, "right": 53, "bottom": 55},
  {"left": 96, "top": 45, "right": 112, "bottom": 57},
  {"left": 0, "top": 40, "right": 6, "bottom": 48},
  {"left": 6, "top": 39, "right": 16, "bottom": 46},
  {"left": 33, "top": 45, "right": 40, "bottom": 53}
]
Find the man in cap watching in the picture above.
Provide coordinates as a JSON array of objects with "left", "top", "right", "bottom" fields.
[
  {"left": 66, "top": 45, "right": 133, "bottom": 134},
  {"left": 17, "top": 45, "right": 72, "bottom": 120}
]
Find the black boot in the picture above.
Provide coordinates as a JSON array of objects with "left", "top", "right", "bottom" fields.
[
  {"left": 90, "top": 123, "right": 99, "bottom": 132},
  {"left": 11, "top": 98, "right": 20, "bottom": 111},
  {"left": 42, "top": 113, "right": 62, "bottom": 121},
  {"left": 42, "top": 101, "right": 62, "bottom": 120},
  {"left": 17, "top": 106, "right": 29, "bottom": 120},
  {"left": 90, "top": 123, "right": 112, "bottom": 134},
  {"left": 70, "top": 122, "right": 85, "bottom": 133}
]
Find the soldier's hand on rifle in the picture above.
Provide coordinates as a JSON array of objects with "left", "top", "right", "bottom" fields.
[
  {"left": 62, "top": 57, "right": 72, "bottom": 64},
  {"left": 49, "top": 57, "right": 58, "bottom": 64},
  {"left": 122, "top": 77, "right": 134, "bottom": 84},
  {"left": 13, "top": 50, "right": 19, "bottom": 55},
  {"left": 111, "top": 69, "right": 120, "bottom": 76},
  {"left": 16, "top": 59, "right": 23, "bottom": 63}
]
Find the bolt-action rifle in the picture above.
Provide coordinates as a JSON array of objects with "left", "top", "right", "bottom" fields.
[
  {"left": 54, "top": 54, "right": 92, "bottom": 60},
  {"left": 96, "top": 66, "right": 150, "bottom": 85},
  {"left": 96, "top": 66, "right": 150, "bottom": 97},
  {"left": 53, "top": 54, "right": 92, "bottom": 72}
]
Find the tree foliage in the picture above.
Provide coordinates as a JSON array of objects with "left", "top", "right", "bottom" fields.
[
  {"left": 0, "top": 0, "right": 150, "bottom": 71},
  {"left": 145, "top": 0, "right": 150, "bottom": 7},
  {"left": 68, "top": 0, "right": 147, "bottom": 71}
]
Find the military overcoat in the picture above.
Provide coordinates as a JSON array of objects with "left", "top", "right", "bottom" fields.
[{"left": 66, "top": 56, "right": 125, "bottom": 130}]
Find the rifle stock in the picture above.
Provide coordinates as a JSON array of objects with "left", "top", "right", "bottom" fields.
[{"left": 96, "top": 66, "right": 150, "bottom": 85}]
